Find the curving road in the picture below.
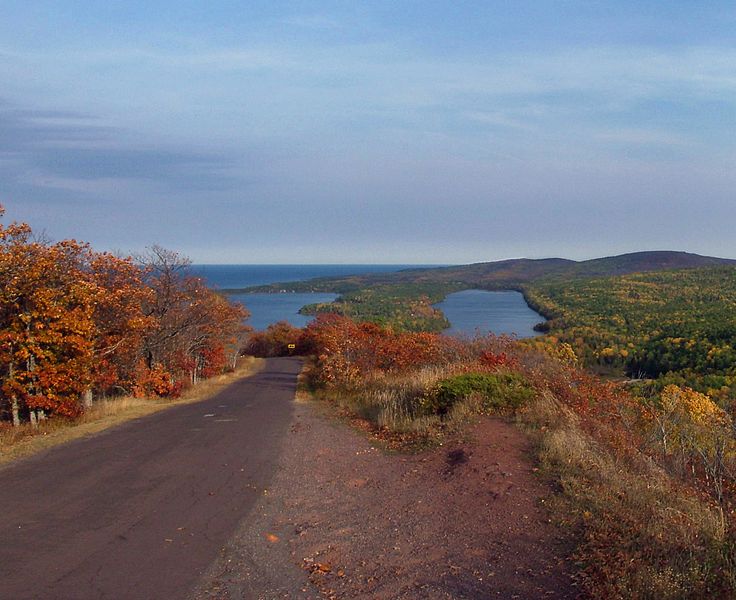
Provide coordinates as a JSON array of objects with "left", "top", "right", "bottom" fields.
[{"left": 0, "top": 357, "right": 301, "bottom": 600}]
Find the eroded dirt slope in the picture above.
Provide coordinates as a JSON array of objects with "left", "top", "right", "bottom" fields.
[{"left": 194, "top": 401, "right": 577, "bottom": 599}]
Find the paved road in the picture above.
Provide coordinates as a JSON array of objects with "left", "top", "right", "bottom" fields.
[{"left": 0, "top": 357, "right": 301, "bottom": 600}]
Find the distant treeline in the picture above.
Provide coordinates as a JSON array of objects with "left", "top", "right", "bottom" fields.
[{"left": 299, "top": 283, "right": 459, "bottom": 332}]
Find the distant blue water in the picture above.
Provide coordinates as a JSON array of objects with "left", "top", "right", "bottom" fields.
[
  {"left": 190, "top": 264, "right": 435, "bottom": 290},
  {"left": 190, "top": 264, "right": 438, "bottom": 331},
  {"left": 436, "top": 290, "right": 543, "bottom": 338},
  {"left": 227, "top": 292, "right": 339, "bottom": 331},
  {"left": 189, "top": 265, "right": 545, "bottom": 335}
]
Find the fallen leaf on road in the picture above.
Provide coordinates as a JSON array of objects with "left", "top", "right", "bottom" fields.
[{"left": 314, "top": 563, "right": 332, "bottom": 574}]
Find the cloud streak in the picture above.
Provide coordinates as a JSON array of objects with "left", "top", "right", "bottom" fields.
[{"left": 0, "top": 101, "right": 248, "bottom": 197}]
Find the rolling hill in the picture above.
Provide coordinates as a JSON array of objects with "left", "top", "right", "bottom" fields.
[{"left": 226, "top": 251, "right": 736, "bottom": 294}]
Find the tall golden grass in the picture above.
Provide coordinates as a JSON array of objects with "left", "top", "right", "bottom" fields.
[{"left": 520, "top": 391, "right": 734, "bottom": 598}]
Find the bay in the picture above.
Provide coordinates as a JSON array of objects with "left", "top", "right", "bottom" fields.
[
  {"left": 436, "top": 289, "right": 543, "bottom": 338},
  {"left": 189, "top": 265, "right": 545, "bottom": 335},
  {"left": 227, "top": 292, "right": 338, "bottom": 331},
  {"left": 190, "top": 264, "right": 438, "bottom": 331}
]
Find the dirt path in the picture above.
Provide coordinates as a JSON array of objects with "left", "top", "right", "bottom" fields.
[
  {"left": 0, "top": 357, "right": 301, "bottom": 600},
  {"left": 194, "top": 400, "right": 577, "bottom": 599}
]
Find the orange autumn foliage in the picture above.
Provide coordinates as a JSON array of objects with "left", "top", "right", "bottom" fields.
[
  {"left": 243, "top": 320, "right": 302, "bottom": 357},
  {"left": 0, "top": 208, "right": 249, "bottom": 423},
  {"left": 300, "top": 314, "right": 479, "bottom": 386}
]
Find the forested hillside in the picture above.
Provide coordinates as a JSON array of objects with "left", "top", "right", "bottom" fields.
[
  {"left": 234, "top": 251, "right": 736, "bottom": 294},
  {"left": 525, "top": 267, "right": 736, "bottom": 401},
  {"left": 227, "top": 251, "right": 734, "bottom": 331}
]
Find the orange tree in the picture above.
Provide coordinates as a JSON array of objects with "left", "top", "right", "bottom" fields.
[
  {"left": 299, "top": 314, "right": 471, "bottom": 386},
  {"left": 137, "top": 246, "right": 248, "bottom": 394},
  {"left": 0, "top": 210, "right": 250, "bottom": 421},
  {"left": 0, "top": 219, "right": 97, "bottom": 421},
  {"left": 88, "top": 252, "right": 154, "bottom": 399},
  {"left": 242, "top": 320, "right": 301, "bottom": 357}
]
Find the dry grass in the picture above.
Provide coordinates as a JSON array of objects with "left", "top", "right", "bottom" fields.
[
  {"left": 0, "top": 357, "right": 264, "bottom": 467},
  {"left": 518, "top": 391, "right": 733, "bottom": 599},
  {"left": 304, "top": 334, "right": 736, "bottom": 596},
  {"left": 311, "top": 365, "right": 522, "bottom": 452},
  {"left": 337, "top": 366, "right": 454, "bottom": 434}
]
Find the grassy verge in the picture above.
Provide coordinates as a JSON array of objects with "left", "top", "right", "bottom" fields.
[
  {"left": 0, "top": 356, "right": 264, "bottom": 467},
  {"left": 304, "top": 360, "right": 534, "bottom": 451},
  {"left": 518, "top": 390, "right": 733, "bottom": 598}
]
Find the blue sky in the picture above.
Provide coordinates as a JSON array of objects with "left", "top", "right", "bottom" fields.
[{"left": 1, "top": 1, "right": 735, "bottom": 263}]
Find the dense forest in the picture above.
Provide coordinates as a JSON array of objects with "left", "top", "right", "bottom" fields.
[
  {"left": 299, "top": 282, "right": 459, "bottom": 332},
  {"left": 0, "top": 208, "right": 247, "bottom": 425},
  {"left": 525, "top": 267, "right": 736, "bottom": 403}
]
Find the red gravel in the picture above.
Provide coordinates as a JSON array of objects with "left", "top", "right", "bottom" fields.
[{"left": 193, "top": 401, "right": 578, "bottom": 599}]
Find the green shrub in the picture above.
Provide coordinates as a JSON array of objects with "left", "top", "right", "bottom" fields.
[{"left": 421, "top": 372, "right": 534, "bottom": 416}]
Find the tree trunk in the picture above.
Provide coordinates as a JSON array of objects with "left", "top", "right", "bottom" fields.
[
  {"left": 9, "top": 360, "right": 20, "bottom": 427},
  {"left": 29, "top": 410, "right": 38, "bottom": 428},
  {"left": 11, "top": 397, "right": 20, "bottom": 427},
  {"left": 83, "top": 388, "right": 93, "bottom": 408}
]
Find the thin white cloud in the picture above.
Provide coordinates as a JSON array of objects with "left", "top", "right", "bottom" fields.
[
  {"left": 282, "top": 14, "right": 342, "bottom": 30},
  {"left": 464, "top": 111, "right": 537, "bottom": 131},
  {"left": 594, "top": 128, "right": 690, "bottom": 146},
  {"left": 2, "top": 28, "right": 735, "bottom": 262}
]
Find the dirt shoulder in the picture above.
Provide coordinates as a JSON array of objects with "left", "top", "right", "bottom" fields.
[{"left": 193, "top": 398, "right": 578, "bottom": 599}]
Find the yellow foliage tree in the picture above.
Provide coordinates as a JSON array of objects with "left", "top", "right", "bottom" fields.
[{"left": 653, "top": 384, "right": 733, "bottom": 502}]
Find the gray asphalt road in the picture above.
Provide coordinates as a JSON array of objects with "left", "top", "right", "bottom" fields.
[{"left": 0, "top": 357, "right": 301, "bottom": 600}]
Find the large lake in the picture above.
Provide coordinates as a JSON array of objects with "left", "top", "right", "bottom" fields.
[
  {"left": 435, "top": 289, "right": 543, "bottom": 338},
  {"left": 190, "top": 264, "right": 439, "bottom": 289},
  {"left": 227, "top": 292, "right": 338, "bottom": 330},
  {"left": 191, "top": 264, "right": 439, "bottom": 331},
  {"left": 190, "top": 265, "right": 545, "bottom": 335}
]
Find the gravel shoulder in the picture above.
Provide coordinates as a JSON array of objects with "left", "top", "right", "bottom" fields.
[{"left": 193, "top": 397, "right": 577, "bottom": 599}]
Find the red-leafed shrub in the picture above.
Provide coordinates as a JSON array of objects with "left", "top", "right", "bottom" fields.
[
  {"left": 301, "top": 314, "right": 467, "bottom": 386},
  {"left": 242, "top": 321, "right": 302, "bottom": 357}
]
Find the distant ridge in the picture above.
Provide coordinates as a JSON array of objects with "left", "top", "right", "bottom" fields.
[
  {"left": 373, "top": 251, "right": 736, "bottom": 289},
  {"left": 225, "top": 251, "right": 736, "bottom": 293},
  {"left": 566, "top": 251, "right": 736, "bottom": 278}
]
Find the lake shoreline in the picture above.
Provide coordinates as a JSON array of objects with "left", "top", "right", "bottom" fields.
[
  {"left": 226, "top": 285, "right": 548, "bottom": 337},
  {"left": 434, "top": 288, "right": 546, "bottom": 337},
  {"left": 196, "top": 265, "right": 550, "bottom": 335}
]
